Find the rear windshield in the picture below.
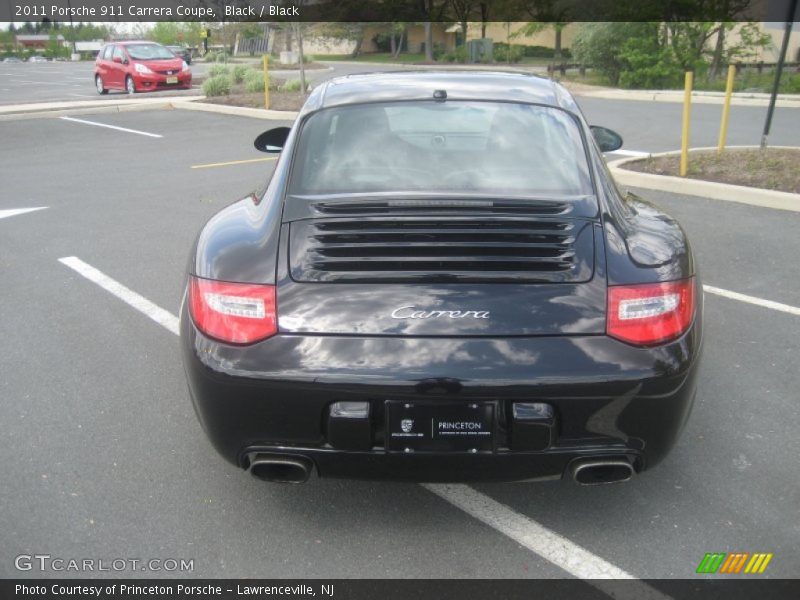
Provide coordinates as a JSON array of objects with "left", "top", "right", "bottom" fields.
[
  {"left": 125, "top": 44, "right": 175, "bottom": 60},
  {"left": 288, "top": 101, "right": 593, "bottom": 197}
]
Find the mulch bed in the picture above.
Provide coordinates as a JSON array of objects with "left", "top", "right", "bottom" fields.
[
  {"left": 622, "top": 148, "right": 800, "bottom": 194},
  {"left": 202, "top": 90, "right": 305, "bottom": 111}
]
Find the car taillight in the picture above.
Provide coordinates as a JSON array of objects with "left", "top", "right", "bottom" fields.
[
  {"left": 607, "top": 278, "right": 695, "bottom": 346},
  {"left": 188, "top": 276, "right": 277, "bottom": 344}
]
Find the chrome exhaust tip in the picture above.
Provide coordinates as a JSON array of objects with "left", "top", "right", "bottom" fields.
[
  {"left": 247, "top": 454, "right": 313, "bottom": 484},
  {"left": 570, "top": 458, "right": 634, "bottom": 485}
]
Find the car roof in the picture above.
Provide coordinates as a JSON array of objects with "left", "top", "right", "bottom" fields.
[{"left": 309, "top": 71, "right": 579, "bottom": 113}]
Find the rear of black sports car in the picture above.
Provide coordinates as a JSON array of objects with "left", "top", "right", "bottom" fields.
[{"left": 180, "top": 73, "right": 703, "bottom": 484}]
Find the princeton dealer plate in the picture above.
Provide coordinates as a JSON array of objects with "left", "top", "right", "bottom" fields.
[
  {"left": 385, "top": 401, "right": 495, "bottom": 452},
  {"left": 166, "top": 76, "right": 178, "bottom": 84}
]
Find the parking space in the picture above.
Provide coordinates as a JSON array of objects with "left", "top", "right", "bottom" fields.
[
  {"left": 1, "top": 107, "right": 799, "bottom": 583},
  {"left": 0, "top": 61, "right": 215, "bottom": 105}
]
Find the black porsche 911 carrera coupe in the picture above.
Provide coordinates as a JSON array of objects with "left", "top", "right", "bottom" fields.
[{"left": 180, "top": 72, "right": 702, "bottom": 485}]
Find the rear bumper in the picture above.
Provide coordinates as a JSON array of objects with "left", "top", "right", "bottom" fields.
[{"left": 180, "top": 301, "right": 702, "bottom": 482}]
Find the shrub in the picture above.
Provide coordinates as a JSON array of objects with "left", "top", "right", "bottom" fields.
[
  {"left": 202, "top": 75, "right": 232, "bottom": 97},
  {"left": 215, "top": 51, "right": 230, "bottom": 63},
  {"left": 280, "top": 79, "right": 303, "bottom": 92},
  {"left": 617, "top": 34, "right": 683, "bottom": 89},
  {"left": 372, "top": 32, "right": 391, "bottom": 52},
  {"left": 518, "top": 45, "right": 572, "bottom": 59},
  {"left": 244, "top": 69, "right": 266, "bottom": 93},
  {"left": 493, "top": 43, "right": 524, "bottom": 64},
  {"left": 442, "top": 46, "right": 467, "bottom": 63},
  {"left": 208, "top": 64, "right": 231, "bottom": 78},
  {"left": 232, "top": 64, "right": 251, "bottom": 84}
]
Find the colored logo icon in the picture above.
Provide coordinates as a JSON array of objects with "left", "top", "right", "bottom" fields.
[{"left": 696, "top": 552, "right": 773, "bottom": 574}]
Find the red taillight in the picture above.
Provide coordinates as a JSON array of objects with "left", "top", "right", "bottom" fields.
[
  {"left": 188, "top": 276, "right": 277, "bottom": 344},
  {"left": 607, "top": 278, "right": 696, "bottom": 346}
]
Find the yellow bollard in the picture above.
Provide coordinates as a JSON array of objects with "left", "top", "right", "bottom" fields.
[
  {"left": 263, "top": 55, "right": 270, "bottom": 110},
  {"left": 717, "top": 64, "right": 736, "bottom": 154},
  {"left": 680, "top": 71, "right": 693, "bottom": 177}
]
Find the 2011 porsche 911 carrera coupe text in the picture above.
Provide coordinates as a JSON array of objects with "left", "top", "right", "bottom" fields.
[{"left": 180, "top": 72, "right": 702, "bottom": 485}]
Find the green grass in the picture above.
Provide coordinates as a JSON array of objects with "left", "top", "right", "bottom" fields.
[
  {"left": 692, "top": 70, "right": 800, "bottom": 94},
  {"left": 559, "top": 67, "right": 800, "bottom": 93}
]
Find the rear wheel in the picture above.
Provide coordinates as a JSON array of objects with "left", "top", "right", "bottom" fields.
[
  {"left": 125, "top": 75, "right": 136, "bottom": 94},
  {"left": 95, "top": 75, "right": 107, "bottom": 95}
]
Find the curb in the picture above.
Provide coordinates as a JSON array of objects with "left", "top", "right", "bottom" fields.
[
  {"left": 270, "top": 65, "right": 334, "bottom": 75},
  {"left": 0, "top": 96, "right": 205, "bottom": 121},
  {"left": 608, "top": 146, "right": 800, "bottom": 213},
  {"left": 0, "top": 101, "right": 176, "bottom": 121},
  {"left": 580, "top": 89, "right": 800, "bottom": 107},
  {"left": 171, "top": 100, "right": 298, "bottom": 121}
]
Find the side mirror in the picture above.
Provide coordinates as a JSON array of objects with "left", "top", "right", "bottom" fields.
[
  {"left": 112, "top": 55, "right": 123, "bottom": 64},
  {"left": 254, "top": 127, "right": 291, "bottom": 153},
  {"left": 590, "top": 126, "right": 623, "bottom": 153}
]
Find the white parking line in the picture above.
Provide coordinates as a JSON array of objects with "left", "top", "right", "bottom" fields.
[
  {"left": 703, "top": 285, "right": 800, "bottom": 317},
  {"left": 55, "top": 258, "right": 797, "bottom": 588},
  {"left": 58, "top": 257, "right": 179, "bottom": 335},
  {"left": 423, "top": 484, "right": 671, "bottom": 599},
  {"left": 0, "top": 207, "right": 48, "bottom": 220},
  {"left": 59, "top": 116, "right": 163, "bottom": 138}
]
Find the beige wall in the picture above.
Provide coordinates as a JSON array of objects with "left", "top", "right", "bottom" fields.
[
  {"left": 466, "top": 22, "right": 577, "bottom": 49},
  {"left": 356, "top": 24, "right": 457, "bottom": 54},
  {"left": 302, "top": 36, "right": 359, "bottom": 55},
  {"left": 405, "top": 25, "right": 457, "bottom": 53},
  {"left": 747, "top": 23, "right": 800, "bottom": 62}
]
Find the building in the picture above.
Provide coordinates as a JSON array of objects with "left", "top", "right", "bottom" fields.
[{"left": 14, "top": 34, "right": 66, "bottom": 50}]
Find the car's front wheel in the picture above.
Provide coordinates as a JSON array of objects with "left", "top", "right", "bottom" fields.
[
  {"left": 125, "top": 75, "right": 136, "bottom": 94},
  {"left": 95, "top": 75, "right": 107, "bottom": 95}
]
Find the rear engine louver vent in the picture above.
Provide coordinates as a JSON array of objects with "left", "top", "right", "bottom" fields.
[{"left": 289, "top": 215, "right": 594, "bottom": 283}]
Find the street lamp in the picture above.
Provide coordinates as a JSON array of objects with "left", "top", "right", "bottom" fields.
[{"left": 761, "top": 0, "right": 798, "bottom": 148}]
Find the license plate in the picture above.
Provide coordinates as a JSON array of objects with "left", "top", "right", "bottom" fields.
[
  {"left": 385, "top": 401, "right": 495, "bottom": 452},
  {"left": 166, "top": 76, "right": 178, "bottom": 84}
]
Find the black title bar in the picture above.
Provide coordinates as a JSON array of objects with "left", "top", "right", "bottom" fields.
[
  {"left": 2, "top": 0, "right": 797, "bottom": 23},
  {"left": 4, "top": 579, "right": 800, "bottom": 600}
]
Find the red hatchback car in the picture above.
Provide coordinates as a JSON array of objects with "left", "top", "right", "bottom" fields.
[{"left": 95, "top": 41, "right": 192, "bottom": 94}]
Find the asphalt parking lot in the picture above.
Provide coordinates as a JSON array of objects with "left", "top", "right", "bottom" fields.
[
  {"left": 0, "top": 59, "right": 353, "bottom": 105},
  {"left": 1, "top": 105, "right": 798, "bottom": 584}
]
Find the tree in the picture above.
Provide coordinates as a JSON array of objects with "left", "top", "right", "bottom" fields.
[
  {"left": 239, "top": 22, "right": 264, "bottom": 56},
  {"left": 293, "top": 22, "right": 308, "bottom": 95},
  {"left": 149, "top": 22, "right": 181, "bottom": 46},
  {"left": 572, "top": 20, "right": 771, "bottom": 89},
  {"left": 317, "top": 23, "right": 366, "bottom": 58},
  {"left": 513, "top": 21, "right": 569, "bottom": 64},
  {"left": 419, "top": 0, "right": 450, "bottom": 61},
  {"left": 449, "top": 0, "right": 479, "bottom": 51},
  {"left": 390, "top": 23, "right": 408, "bottom": 58},
  {"left": 479, "top": 2, "right": 490, "bottom": 38},
  {"left": 572, "top": 23, "right": 638, "bottom": 86}
]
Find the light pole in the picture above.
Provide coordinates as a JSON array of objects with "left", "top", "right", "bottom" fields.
[
  {"left": 66, "top": 0, "right": 76, "bottom": 54},
  {"left": 761, "top": 0, "right": 798, "bottom": 148}
]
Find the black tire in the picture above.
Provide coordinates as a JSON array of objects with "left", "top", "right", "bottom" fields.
[
  {"left": 125, "top": 75, "right": 136, "bottom": 94},
  {"left": 95, "top": 75, "right": 108, "bottom": 95}
]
